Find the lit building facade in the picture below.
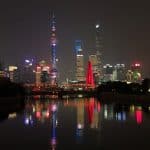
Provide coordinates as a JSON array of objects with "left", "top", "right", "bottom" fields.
[
  {"left": 103, "top": 64, "right": 113, "bottom": 81},
  {"left": 0, "top": 61, "right": 6, "bottom": 77},
  {"left": 131, "top": 63, "right": 142, "bottom": 82},
  {"left": 8, "top": 66, "right": 20, "bottom": 82},
  {"left": 113, "top": 64, "right": 126, "bottom": 81},
  {"left": 89, "top": 55, "right": 100, "bottom": 85},
  {"left": 35, "top": 60, "right": 50, "bottom": 87},
  {"left": 75, "top": 40, "right": 85, "bottom": 82},
  {"left": 86, "top": 61, "right": 95, "bottom": 88},
  {"left": 22, "top": 59, "right": 35, "bottom": 83}
]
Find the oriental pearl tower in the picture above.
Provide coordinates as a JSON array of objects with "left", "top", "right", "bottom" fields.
[{"left": 49, "top": 12, "right": 58, "bottom": 86}]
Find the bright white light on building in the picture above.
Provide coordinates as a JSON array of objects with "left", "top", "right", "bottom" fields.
[
  {"left": 9, "top": 66, "right": 18, "bottom": 71},
  {"left": 77, "top": 54, "right": 83, "bottom": 57},
  {"left": 96, "top": 24, "right": 100, "bottom": 28},
  {"left": 148, "top": 88, "right": 150, "bottom": 93}
]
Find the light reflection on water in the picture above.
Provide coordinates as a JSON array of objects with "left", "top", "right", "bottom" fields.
[{"left": 0, "top": 96, "right": 150, "bottom": 150}]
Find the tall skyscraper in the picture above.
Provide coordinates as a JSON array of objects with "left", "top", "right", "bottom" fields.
[
  {"left": 89, "top": 55, "right": 99, "bottom": 85},
  {"left": 95, "top": 24, "right": 103, "bottom": 82},
  {"left": 35, "top": 60, "right": 50, "bottom": 87},
  {"left": 75, "top": 40, "right": 85, "bottom": 82},
  {"left": 49, "top": 12, "right": 58, "bottom": 86}
]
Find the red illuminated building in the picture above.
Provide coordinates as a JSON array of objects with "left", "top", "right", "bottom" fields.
[{"left": 86, "top": 61, "right": 95, "bottom": 88}]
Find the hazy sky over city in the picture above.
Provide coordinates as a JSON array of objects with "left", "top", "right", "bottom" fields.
[{"left": 0, "top": 0, "right": 150, "bottom": 80}]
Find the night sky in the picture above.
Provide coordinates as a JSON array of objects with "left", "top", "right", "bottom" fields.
[{"left": 0, "top": 0, "right": 150, "bottom": 81}]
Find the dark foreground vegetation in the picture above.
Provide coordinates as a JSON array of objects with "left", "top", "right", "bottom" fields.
[
  {"left": 0, "top": 77, "right": 25, "bottom": 97},
  {"left": 0, "top": 77, "right": 25, "bottom": 122},
  {"left": 96, "top": 78, "right": 150, "bottom": 105},
  {"left": 97, "top": 78, "right": 150, "bottom": 95}
]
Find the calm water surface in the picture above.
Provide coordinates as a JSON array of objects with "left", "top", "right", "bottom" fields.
[{"left": 0, "top": 96, "right": 150, "bottom": 150}]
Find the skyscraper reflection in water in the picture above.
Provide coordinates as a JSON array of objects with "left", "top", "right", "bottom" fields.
[
  {"left": 50, "top": 103, "right": 57, "bottom": 150},
  {"left": 76, "top": 99, "right": 84, "bottom": 144}
]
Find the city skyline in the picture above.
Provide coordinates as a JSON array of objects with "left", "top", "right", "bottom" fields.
[{"left": 0, "top": 0, "right": 150, "bottom": 81}]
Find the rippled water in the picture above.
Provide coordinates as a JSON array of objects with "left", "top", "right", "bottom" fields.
[{"left": 0, "top": 96, "right": 150, "bottom": 150}]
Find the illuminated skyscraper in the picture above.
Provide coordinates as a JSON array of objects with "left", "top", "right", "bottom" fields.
[
  {"left": 95, "top": 24, "right": 103, "bottom": 82},
  {"left": 89, "top": 55, "right": 99, "bottom": 85},
  {"left": 35, "top": 60, "right": 50, "bottom": 87},
  {"left": 113, "top": 64, "right": 126, "bottom": 81},
  {"left": 86, "top": 61, "right": 95, "bottom": 87},
  {"left": 131, "top": 63, "right": 142, "bottom": 82},
  {"left": 103, "top": 64, "right": 113, "bottom": 81},
  {"left": 49, "top": 12, "right": 58, "bottom": 85},
  {"left": 75, "top": 40, "right": 85, "bottom": 82}
]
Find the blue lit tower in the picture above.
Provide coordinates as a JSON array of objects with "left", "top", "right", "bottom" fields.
[
  {"left": 75, "top": 40, "right": 85, "bottom": 82},
  {"left": 49, "top": 12, "right": 58, "bottom": 85}
]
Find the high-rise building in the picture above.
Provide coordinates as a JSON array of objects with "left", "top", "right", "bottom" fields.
[
  {"left": 95, "top": 24, "right": 103, "bottom": 81},
  {"left": 86, "top": 61, "right": 95, "bottom": 88},
  {"left": 8, "top": 66, "right": 19, "bottom": 82},
  {"left": 75, "top": 40, "right": 85, "bottom": 82},
  {"left": 103, "top": 64, "right": 113, "bottom": 81},
  {"left": 89, "top": 55, "right": 100, "bottom": 85},
  {"left": 49, "top": 12, "right": 58, "bottom": 86},
  {"left": 22, "top": 59, "right": 35, "bottom": 83},
  {"left": 131, "top": 63, "right": 142, "bottom": 82},
  {"left": 113, "top": 64, "right": 126, "bottom": 81},
  {"left": 35, "top": 60, "right": 50, "bottom": 87}
]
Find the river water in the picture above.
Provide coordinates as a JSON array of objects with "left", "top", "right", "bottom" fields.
[{"left": 0, "top": 96, "right": 150, "bottom": 150}]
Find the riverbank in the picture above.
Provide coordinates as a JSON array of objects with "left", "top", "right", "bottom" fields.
[{"left": 97, "top": 92, "right": 150, "bottom": 105}]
